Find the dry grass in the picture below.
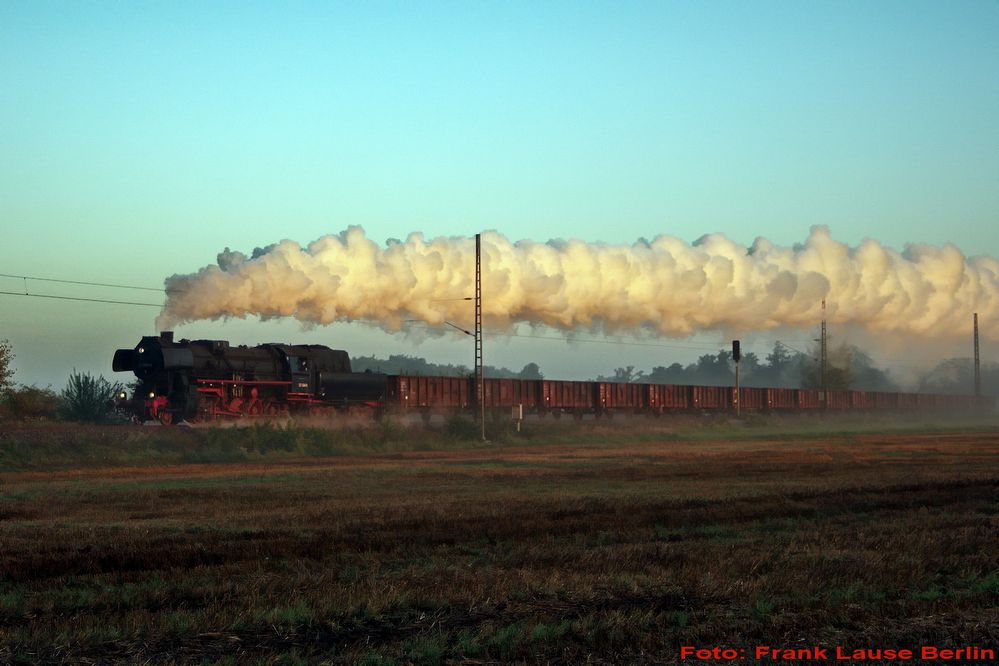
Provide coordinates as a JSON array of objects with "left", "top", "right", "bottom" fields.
[{"left": 1, "top": 425, "right": 997, "bottom": 664}]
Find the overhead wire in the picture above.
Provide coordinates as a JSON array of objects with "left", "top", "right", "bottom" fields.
[
  {"left": 505, "top": 331, "right": 722, "bottom": 351},
  {"left": 0, "top": 274, "right": 965, "bottom": 369},
  {"left": 402, "top": 321, "right": 945, "bottom": 369},
  {"left": 0, "top": 291, "right": 164, "bottom": 308},
  {"left": 0, "top": 272, "right": 173, "bottom": 307},
  {"left": 0, "top": 272, "right": 181, "bottom": 293},
  {"left": 403, "top": 320, "right": 724, "bottom": 352}
]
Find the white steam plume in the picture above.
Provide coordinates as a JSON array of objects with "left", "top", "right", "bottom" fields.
[{"left": 157, "top": 226, "right": 998, "bottom": 339}]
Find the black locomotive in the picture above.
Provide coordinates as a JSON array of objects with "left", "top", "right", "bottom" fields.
[{"left": 113, "top": 331, "right": 386, "bottom": 424}]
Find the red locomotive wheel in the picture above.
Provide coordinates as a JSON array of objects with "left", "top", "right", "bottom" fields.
[{"left": 159, "top": 411, "right": 174, "bottom": 426}]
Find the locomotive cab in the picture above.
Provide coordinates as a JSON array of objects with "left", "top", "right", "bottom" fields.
[{"left": 286, "top": 355, "right": 313, "bottom": 394}]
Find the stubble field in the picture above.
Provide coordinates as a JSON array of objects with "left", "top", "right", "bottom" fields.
[{"left": 1, "top": 419, "right": 997, "bottom": 664}]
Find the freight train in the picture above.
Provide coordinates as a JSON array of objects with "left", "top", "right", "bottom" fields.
[{"left": 113, "top": 332, "right": 994, "bottom": 424}]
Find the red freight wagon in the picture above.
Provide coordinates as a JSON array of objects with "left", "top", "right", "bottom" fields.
[
  {"left": 647, "top": 384, "right": 690, "bottom": 412},
  {"left": 826, "top": 390, "right": 851, "bottom": 409},
  {"left": 797, "top": 389, "right": 821, "bottom": 409},
  {"left": 481, "top": 378, "right": 539, "bottom": 409},
  {"left": 736, "top": 387, "right": 766, "bottom": 410},
  {"left": 542, "top": 380, "right": 595, "bottom": 412},
  {"left": 941, "top": 393, "right": 972, "bottom": 410},
  {"left": 931, "top": 393, "right": 953, "bottom": 409},
  {"left": 874, "top": 392, "right": 897, "bottom": 409},
  {"left": 916, "top": 393, "right": 936, "bottom": 410},
  {"left": 692, "top": 385, "right": 730, "bottom": 410},
  {"left": 851, "top": 391, "right": 875, "bottom": 410},
  {"left": 514, "top": 379, "right": 541, "bottom": 409},
  {"left": 897, "top": 392, "right": 918, "bottom": 409},
  {"left": 598, "top": 382, "right": 645, "bottom": 411},
  {"left": 766, "top": 388, "right": 797, "bottom": 410},
  {"left": 481, "top": 378, "right": 504, "bottom": 408},
  {"left": 389, "top": 375, "right": 470, "bottom": 410}
]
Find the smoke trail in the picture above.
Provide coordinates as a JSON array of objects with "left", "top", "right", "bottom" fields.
[{"left": 157, "top": 226, "right": 999, "bottom": 338}]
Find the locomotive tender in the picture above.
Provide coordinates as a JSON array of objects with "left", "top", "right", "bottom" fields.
[{"left": 114, "top": 332, "right": 993, "bottom": 424}]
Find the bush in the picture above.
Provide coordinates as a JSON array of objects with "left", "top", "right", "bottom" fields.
[
  {"left": 444, "top": 414, "right": 480, "bottom": 440},
  {"left": 59, "top": 370, "right": 124, "bottom": 423},
  {"left": 0, "top": 339, "right": 12, "bottom": 396},
  {"left": 1, "top": 385, "right": 61, "bottom": 420}
]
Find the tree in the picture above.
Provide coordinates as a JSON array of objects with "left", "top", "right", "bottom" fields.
[
  {"left": 749, "top": 341, "right": 805, "bottom": 388},
  {"left": 849, "top": 348, "right": 898, "bottom": 391},
  {"left": 597, "top": 366, "right": 646, "bottom": 383},
  {"left": 919, "top": 358, "right": 975, "bottom": 395},
  {"left": 801, "top": 343, "right": 852, "bottom": 390},
  {"left": 60, "top": 370, "right": 124, "bottom": 423},
  {"left": 738, "top": 351, "right": 761, "bottom": 376},
  {"left": 920, "top": 359, "right": 999, "bottom": 396},
  {"left": 3, "top": 385, "right": 60, "bottom": 420},
  {"left": 517, "top": 362, "right": 544, "bottom": 380},
  {"left": 799, "top": 343, "right": 898, "bottom": 392},
  {"left": 646, "top": 363, "right": 688, "bottom": 384},
  {"left": 0, "top": 339, "right": 12, "bottom": 396},
  {"left": 692, "top": 351, "right": 734, "bottom": 385},
  {"left": 766, "top": 342, "right": 793, "bottom": 369}
]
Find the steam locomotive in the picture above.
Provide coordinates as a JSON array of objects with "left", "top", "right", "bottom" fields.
[
  {"left": 114, "top": 332, "right": 993, "bottom": 425},
  {"left": 113, "top": 331, "right": 386, "bottom": 424}
]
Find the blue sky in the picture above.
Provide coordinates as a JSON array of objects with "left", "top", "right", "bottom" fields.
[{"left": 1, "top": 1, "right": 998, "bottom": 387}]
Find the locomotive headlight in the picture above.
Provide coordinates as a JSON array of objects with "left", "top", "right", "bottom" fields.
[
  {"left": 148, "top": 391, "right": 155, "bottom": 399},
  {"left": 119, "top": 392, "right": 127, "bottom": 399},
  {"left": 138, "top": 347, "right": 145, "bottom": 354}
]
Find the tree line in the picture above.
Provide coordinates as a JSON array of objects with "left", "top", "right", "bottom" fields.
[
  {"left": 603, "top": 341, "right": 996, "bottom": 394},
  {"left": 0, "top": 339, "right": 125, "bottom": 422},
  {"left": 351, "top": 354, "right": 544, "bottom": 380},
  {"left": 597, "top": 342, "right": 885, "bottom": 390},
  {"left": 353, "top": 343, "right": 996, "bottom": 395}
]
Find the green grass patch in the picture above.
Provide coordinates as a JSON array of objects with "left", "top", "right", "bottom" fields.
[
  {"left": 910, "top": 585, "right": 949, "bottom": 601},
  {"left": 454, "top": 630, "right": 484, "bottom": 658},
  {"left": 401, "top": 635, "right": 445, "bottom": 666},
  {"left": 256, "top": 601, "right": 315, "bottom": 627},
  {"left": 963, "top": 571, "right": 999, "bottom": 595},
  {"left": 4, "top": 414, "right": 999, "bottom": 471},
  {"left": 654, "top": 523, "right": 737, "bottom": 542}
]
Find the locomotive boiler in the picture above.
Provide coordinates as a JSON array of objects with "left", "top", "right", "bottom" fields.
[{"left": 113, "top": 331, "right": 386, "bottom": 424}]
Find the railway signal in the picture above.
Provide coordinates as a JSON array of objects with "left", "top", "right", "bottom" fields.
[{"left": 733, "top": 340, "right": 741, "bottom": 417}]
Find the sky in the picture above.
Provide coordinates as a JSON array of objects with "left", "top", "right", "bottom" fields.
[{"left": 1, "top": 1, "right": 998, "bottom": 389}]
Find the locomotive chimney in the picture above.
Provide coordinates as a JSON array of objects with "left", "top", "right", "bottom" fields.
[{"left": 160, "top": 331, "right": 174, "bottom": 343}]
